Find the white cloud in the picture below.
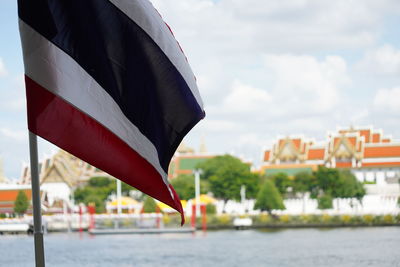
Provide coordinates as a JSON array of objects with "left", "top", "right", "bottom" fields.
[
  {"left": 0, "top": 58, "right": 7, "bottom": 77},
  {"left": 357, "top": 44, "right": 400, "bottom": 74},
  {"left": 196, "top": 118, "right": 239, "bottom": 132},
  {"left": 236, "top": 133, "right": 268, "bottom": 147},
  {"left": 0, "top": 74, "right": 26, "bottom": 111},
  {"left": 0, "top": 128, "right": 27, "bottom": 142},
  {"left": 222, "top": 80, "right": 271, "bottom": 114},
  {"left": 262, "top": 54, "right": 349, "bottom": 114},
  {"left": 373, "top": 87, "right": 400, "bottom": 112},
  {"left": 152, "top": 0, "right": 400, "bottom": 59}
]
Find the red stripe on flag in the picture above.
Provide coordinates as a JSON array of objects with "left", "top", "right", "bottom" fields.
[{"left": 25, "top": 75, "right": 184, "bottom": 224}]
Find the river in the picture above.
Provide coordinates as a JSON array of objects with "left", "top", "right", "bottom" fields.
[{"left": 1, "top": 227, "right": 399, "bottom": 266}]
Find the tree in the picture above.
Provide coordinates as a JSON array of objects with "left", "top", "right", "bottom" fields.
[
  {"left": 170, "top": 175, "right": 193, "bottom": 200},
  {"left": 254, "top": 180, "right": 285, "bottom": 215},
  {"left": 292, "top": 171, "right": 314, "bottom": 195},
  {"left": 198, "top": 155, "right": 259, "bottom": 204},
  {"left": 313, "top": 167, "right": 366, "bottom": 210},
  {"left": 88, "top": 176, "right": 113, "bottom": 187},
  {"left": 317, "top": 194, "right": 333, "bottom": 209},
  {"left": 336, "top": 170, "right": 366, "bottom": 202},
  {"left": 205, "top": 203, "right": 217, "bottom": 214},
  {"left": 84, "top": 194, "right": 106, "bottom": 213},
  {"left": 14, "top": 190, "right": 29, "bottom": 216},
  {"left": 293, "top": 171, "right": 315, "bottom": 213},
  {"left": 73, "top": 176, "right": 136, "bottom": 213},
  {"left": 315, "top": 166, "right": 341, "bottom": 196},
  {"left": 170, "top": 174, "right": 209, "bottom": 200},
  {"left": 271, "top": 172, "right": 291, "bottom": 196},
  {"left": 243, "top": 173, "right": 261, "bottom": 199},
  {"left": 142, "top": 196, "right": 157, "bottom": 213}
]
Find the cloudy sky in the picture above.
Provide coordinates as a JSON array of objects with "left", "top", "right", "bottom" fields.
[{"left": 1, "top": 0, "right": 400, "bottom": 179}]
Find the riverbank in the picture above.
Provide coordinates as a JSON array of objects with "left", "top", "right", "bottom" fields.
[{"left": 164, "top": 213, "right": 400, "bottom": 230}]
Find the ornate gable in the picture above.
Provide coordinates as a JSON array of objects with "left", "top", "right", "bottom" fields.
[
  {"left": 272, "top": 137, "right": 308, "bottom": 163},
  {"left": 40, "top": 164, "right": 72, "bottom": 187}
]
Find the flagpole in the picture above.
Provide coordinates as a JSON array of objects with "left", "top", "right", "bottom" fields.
[
  {"left": 29, "top": 131, "right": 45, "bottom": 267},
  {"left": 194, "top": 170, "right": 202, "bottom": 217}
]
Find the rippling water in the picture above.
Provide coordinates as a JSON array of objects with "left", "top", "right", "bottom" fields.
[{"left": 1, "top": 227, "right": 399, "bottom": 267}]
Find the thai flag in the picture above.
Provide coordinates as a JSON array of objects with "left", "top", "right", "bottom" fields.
[{"left": 18, "top": 0, "right": 205, "bottom": 223}]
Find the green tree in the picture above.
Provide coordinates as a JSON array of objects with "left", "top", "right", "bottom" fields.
[
  {"left": 205, "top": 203, "right": 217, "bottom": 214},
  {"left": 293, "top": 171, "right": 316, "bottom": 212},
  {"left": 84, "top": 194, "right": 106, "bottom": 213},
  {"left": 336, "top": 170, "right": 366, "bottom": 202},
  {"left": 317, "top": 194, "right": 333, "bottom": 209},
  {"left": 73, "top": 177, "right": 137, "bottom": 213},
  {"left": 314, "top": 167, "right": 366, "bottom": 210},
  {"left": 170, "top": 174, "right": 209, "bottom": 200},
  {"left": 14, "top": 190, "right": 29, "bottom": 216},
  {"left": 197, "top": 155, "right": 238, "bottom": 181},
  {"left": 142, "top": 196, "right": 157, "bottom": 213},
  {"left": 88, "top": 176, "right": 113, "bottom": 187},
  {"left": 254, "top": 180, "right": 285, "bottom": 215},
  {"left": 271, "top": 172, "right": 291, "bottom": 196},
  {"left": 315, "top": 166, "right": 341, "bottom": 196},
  {"left": 198, "top": 155, "right": 259, "bottom": 204},
  {"left": 292, "top": 171, "right": 314, "bottom": 195}
]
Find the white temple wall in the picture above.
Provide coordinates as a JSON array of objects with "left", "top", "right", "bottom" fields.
[{"left": 40, "top": 182, "right": 71, "bottom": 206}]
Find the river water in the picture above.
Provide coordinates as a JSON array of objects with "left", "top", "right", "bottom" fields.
[{"left": 1, "top": 227, "right": 399, "bottom": 267}]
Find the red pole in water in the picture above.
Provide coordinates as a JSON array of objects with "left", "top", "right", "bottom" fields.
[
  {"left": 88, "top": 204, "right": 95, "bottom": 230},
  {"left": 201, "top": 204, "right": 207, "bottom": 232},
  {"left": 78, "top": 205, "right": 83, "bottom": 232},
  {"left": 156, "top": 206, "right": 161, "bottom": 229},
  {"left": 191, "top": 204, "right": 196, "bottom": 229}
]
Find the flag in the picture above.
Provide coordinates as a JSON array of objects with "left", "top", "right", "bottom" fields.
[{"left": 18, "top": 0, "right": 205, "bottom": 224}]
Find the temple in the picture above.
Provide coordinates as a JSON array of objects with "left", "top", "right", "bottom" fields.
[
  {"left": 168, "top": 139, "right": 214, "bottom": 179},
  {"left": 261, "top": 126, "right": 400, "bottom": 185},
  {"left": 20, "top": 150, "right": 109, "bottom": 212}
]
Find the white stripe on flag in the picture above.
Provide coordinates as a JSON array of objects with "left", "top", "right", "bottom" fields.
[
  {"left": 19, "top": 20, "right": 169, "bottom": 184},
  {"left": 109, "top": 0, "right": 204, "bottom": 109}
]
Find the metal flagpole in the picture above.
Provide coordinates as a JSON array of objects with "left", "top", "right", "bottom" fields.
[
  {"left": 194, "top": 170, "right": 202, "bottom": 217},
  {"left": 29, "top": 132, "right": 45, "bottom": 267},
  {"left": 117, "top": 179, "right": 122, "bottom": 215}
]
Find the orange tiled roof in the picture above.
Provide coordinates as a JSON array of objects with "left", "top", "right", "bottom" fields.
[
  {"left": 0, "top": 190, "right": 32, "bottom": 202},
  {"left": 382, "top": 138, "right": 391, "bottom": 143},
  {"left": 347, "top": 137, "right": 356, "bottom": 147},
  {"left": 360, "top": 130, "right": 371, "bottom": 143},
  {"left": 335, "top": 162, "right": 352, "bottom": 168},
  {"left": 364, "top": 146, "right": 400, "bottom": 158},
  {"left": 264, "top": 151, "right": 270, "bottom": 161},
  {"left": 333, "top": 137, "right": 340, "bottom": 147},
  {"left": 278, "top": 139, "right": 285, "bottom": 148},
  {"left": 362, "top": 162, "right": 400, "bottom": 167},
  {"left": 308, "top": 148, "right": 325, "bottom": 160},
  {"left": 292, "top": 139, "right": 301, "bottom": 150},
  {"left": 372, "top": 133, "right": 381, "bottom": 143}
]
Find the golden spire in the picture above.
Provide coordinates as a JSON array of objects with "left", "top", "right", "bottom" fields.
[{"left": 199, "top": 136, "right": 207, "bottom": 154}]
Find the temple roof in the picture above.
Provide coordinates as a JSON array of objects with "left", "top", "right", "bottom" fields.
[{"left": 262, "top": 126, "right": 400, "bottom": 168}]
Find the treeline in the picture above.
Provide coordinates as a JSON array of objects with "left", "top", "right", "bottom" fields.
[
  {"left": 171, "top": 155, "right": 366, "bottom": 214},
  {"left": 72, "top": 155, "right": 368, "bottom": 214},
  {"left": 74, "top": 177, "right": 137, "bottom": 212}
]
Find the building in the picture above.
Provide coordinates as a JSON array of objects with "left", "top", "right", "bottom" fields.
[
  {"left": 20, "top": 150, "right": 110, "bottom": 209},
  {"left": 168, "top": 140, "right": 214, "bottom": 179},
  {"left": 0, "top": 184, "right": 32, "bottom": 214},
  {"left": 261, "top": 126, "right": 400, "bottom": 185}
]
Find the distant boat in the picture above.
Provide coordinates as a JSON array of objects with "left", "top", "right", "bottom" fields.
[
  {"left": 0, "top": 222, "right": 32, "bottom": 234},
  {"left": 233, "top": 217, "right": 253, "bottom": 230}
]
